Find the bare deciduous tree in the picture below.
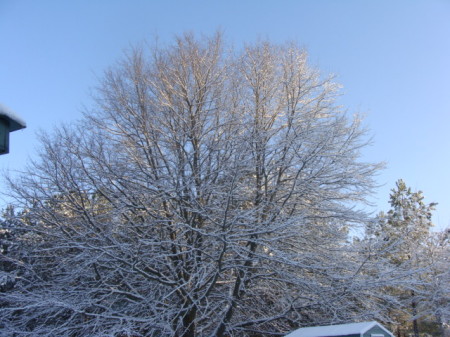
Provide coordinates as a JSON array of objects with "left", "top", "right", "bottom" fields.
[{"left": 1, "top": 33, "right": 383, "bottom": 336}]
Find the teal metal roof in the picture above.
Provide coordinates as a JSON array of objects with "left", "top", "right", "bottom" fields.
[{"left": 285, "top": 321, "right": 394, "bottom": 337}]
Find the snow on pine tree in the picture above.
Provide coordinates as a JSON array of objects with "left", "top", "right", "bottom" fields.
[
  {"left": 370, "top": 179, "right": 439, "bottom": 337},
  {"left": 1, "top": 33, "right": 384, "bottom": 337}
]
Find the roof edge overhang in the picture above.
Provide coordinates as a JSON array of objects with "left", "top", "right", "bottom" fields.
[
  {"left": 0, "top": 104, "right": 26, "bottom": 132},
  {"left": 361, "top": 322, "right": 394, "bottom": 337}
]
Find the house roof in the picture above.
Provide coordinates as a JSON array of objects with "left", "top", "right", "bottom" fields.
[
  {"left": 0, "top": 103, "right": 26, "bottom": 131},
  {"left": 285, "top": 321, "right": 394, "bottom": 337}
]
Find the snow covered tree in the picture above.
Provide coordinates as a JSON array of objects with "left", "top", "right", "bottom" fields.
[
  {"left": 1, "top": 33, "right": 382, "bottom": 336},
  {"left": 419, "top": 228, "right": 450, "bottom": 336},
  {"left": 370, "top": 180, "right": 438, "bottom": 337},
  {"left": 0, "top": 206, "right": 20, "bottom": 294},
  {"left": 376, "top": 180, "right": 435, "bottom": 255}
]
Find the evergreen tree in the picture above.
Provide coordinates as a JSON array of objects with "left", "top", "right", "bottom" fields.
[{"left": 374, "top": 179, "right": 437, "bottom": 337}]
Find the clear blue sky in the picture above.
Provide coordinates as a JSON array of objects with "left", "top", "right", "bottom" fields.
[{"left": 1, "top": 0, "right": 449, "bottom": 230}]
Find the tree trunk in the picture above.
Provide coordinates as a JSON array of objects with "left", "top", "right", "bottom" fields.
[
  {"left": 180, "top": 307, "right": 197, "bottom": 337},
  {"left": 411, "top": 290, "right": 419, "bottom": 337}
]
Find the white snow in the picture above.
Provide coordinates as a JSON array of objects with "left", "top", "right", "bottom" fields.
[
  {"left": 0, "top": 103, "right": 26, "bottom": 131},
  {"left": 285, "top": 321, "right": 393, "bottom": 337}
]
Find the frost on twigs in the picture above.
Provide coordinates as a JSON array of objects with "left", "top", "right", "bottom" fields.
[{"left": 0, "top": 33, "right": 395, "bottom": 337}]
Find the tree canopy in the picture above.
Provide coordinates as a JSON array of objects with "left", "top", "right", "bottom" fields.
[{"left": 3, "top": 33, "right": 444, "bottom": 337}]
